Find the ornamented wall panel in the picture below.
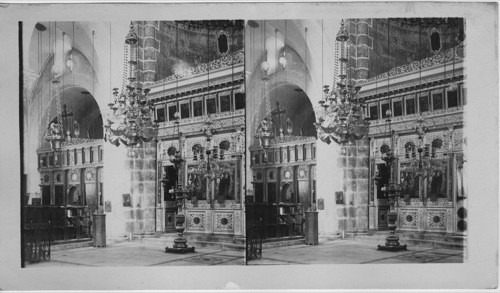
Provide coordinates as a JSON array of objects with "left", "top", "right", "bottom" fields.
[
  {"left": 399, "top": 209, "right": 418, "bottom": 230},
  {"left": 40, "top": 172, "right": 51, "bottom": 185},
  {"left": 68, "top": 169, "right": 81, "bottom": 184},
  {"left": 84, "top": 168, "right": 96, "bottom": 183},
  {"left": 377, "top": 208, "right": 389, "bottom": 229},
  {"left": 53, "top": 171, "right": 64, "bottom": 184},
  {"left": 187, "top": 211, "right": 206, "bottom": 232},
  {"left": 426, "top": 210, "right": 446, "bottom": 231},
  {"left": 266, "top": 168, "right": 278, "bottom": 182},
  {"left": 281, "top": 167, "right": 293, "bottom": 182},
  {"left": 213, "top": 211, "right": 234, "bottom": 233},
  {"left": 297, "top": 165, "right": 309, "bottom": 180},
  {"left": 165, "top": 210, "right": 176, "bottom": 229}
]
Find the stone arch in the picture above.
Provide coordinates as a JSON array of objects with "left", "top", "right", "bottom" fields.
[{"left": 247, "top": 60, "right": 314, "bottom": 142}]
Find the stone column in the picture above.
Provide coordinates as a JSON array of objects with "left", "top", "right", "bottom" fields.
[
  {"left": 317, "top": 139, "right": 341, "bottom": 237},
  {"left": 139, "top": 21, "right": 160, "bottom": 85},
  {"left": 346, "top": 19, "right": 373, "bottom": 82},
  {"left": 338, "top": 138, "right": 370, "bottom": 235},
  {"left": 126, "top": 142, "right": 157, "bottom": 236}
]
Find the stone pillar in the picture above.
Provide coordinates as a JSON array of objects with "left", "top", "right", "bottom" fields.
[
  {"left": 346, "top": 19, "right": 373, "bottom": 82},
  {"left": 317, "top": 140, "right": 341, "bottom": 237},
  {"left": 126, "top": 142, "right": 157, "bottom": 236},
  {"left": 338, "top": 138, "right": 370, "bottom": 235},
  {"left": 139, "top": 21, "right": 160, "bottom": 85}
]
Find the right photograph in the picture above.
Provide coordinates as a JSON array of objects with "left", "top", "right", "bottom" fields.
[{"left": 244, "top": 19, "right": 467, "bottom": 265}]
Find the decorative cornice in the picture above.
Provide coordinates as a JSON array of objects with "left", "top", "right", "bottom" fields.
[
  {"left": 146, "top": 49, "right": 244, "bottom": 88},
  {"left": 368, "top": 107, "right": 464, "bottom": 137},
  {"left": 359, "top": 43, "right": 465, "bottom": 86},
  {"left": 149, "top": 74, "right": 244, "bottom": 102}
]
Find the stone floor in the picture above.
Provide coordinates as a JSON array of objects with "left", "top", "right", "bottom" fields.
[
  {"left": 27, "top": 241, "right": 245, "bottom": 267},
  {"left": 247, "top": 238, "right": 465, "bottom": 265},
  {"left": 25, "top": 238, "right": 465, "bottom": 267}
]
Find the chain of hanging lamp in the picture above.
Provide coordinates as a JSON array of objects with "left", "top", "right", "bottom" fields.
[
  {"left": 105, "top": 22, "right": 159, "bottom": 147},
  {"left": 44, "top": 22, "right": 65, "bottom": 152},
  {"left": 254, "top": 22, "right": 278, "bottom": 149},
  {"left": 315, "top": 19, "right": 370, "bottom": 145}
]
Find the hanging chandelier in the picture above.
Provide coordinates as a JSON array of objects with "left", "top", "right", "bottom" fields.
[
  {"left": 315, "top": 19, "right": 370, "bottom": 145},
  {"left": 105, "top": 23, "right": 159, "bottom": 147}
]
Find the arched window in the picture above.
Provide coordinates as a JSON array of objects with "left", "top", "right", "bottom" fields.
[
  {"left": 430, "top": 28, "right": 441, "bottom": 54},
  {"left": 217, "top": 32, "right": 228, "bottom": 55}
]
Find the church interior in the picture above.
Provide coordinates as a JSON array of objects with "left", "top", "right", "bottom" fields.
[{"left": 21, "top": 17, "right": 467, "bottom": 265}]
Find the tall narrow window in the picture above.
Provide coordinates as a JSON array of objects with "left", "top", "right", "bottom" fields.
[
  {"left": 219, "top": 93, "right": 231, "bottom": 112},
  {"left": 234, "top": 92, "right": 245, "bottom": 110},
  {"left": 369, "top": 104, "right": 379, "bottom": 120},
  {"left": 393, "top": 99, "right": 403, "bottom": 117},
  {"left": 447, "top": 88, "right": 459, "bottom": 108},
  {"left": 168, "top": 105, "right": 177, "bottom": 121},
  {"left": 180, "top": 103, "right": 190, "bottom": 119},
  {"left": 193, "top": 100, "right": 203, "bottom": 117},
  {"left": 432, "top": 91, "right": 444, "bottom": 110},
  {"left": 156, "top": 105, "right": 165, "bottom": 122},
  {"left": 381, "top": 102, "right": 391, "bottom": 119},
  {"left": 405, "top": 96, "right": 416, "bottom": 115},
  {"left": 419, "top": 94, "right": 429, "bottom": 113},
  {"left": 206, "top": 96, "right": 217, "bottom": 114}
]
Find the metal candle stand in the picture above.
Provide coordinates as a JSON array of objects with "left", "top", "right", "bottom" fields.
[
  {"left": 165, "top": 185, "right": 195, "bottom": 254},
  {"left": 377, "top": 126, "right": 407, "bottom": 252},
  {"left": 377, "top": 182, "right": 407, "bottom": 251}
]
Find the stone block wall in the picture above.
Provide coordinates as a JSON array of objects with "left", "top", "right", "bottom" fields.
[
  {"left": 124, "top": 142, "right": 157, "bottom": 235},
  {"left": 336, "top": 138, "right": 370, "bottom": 234}
]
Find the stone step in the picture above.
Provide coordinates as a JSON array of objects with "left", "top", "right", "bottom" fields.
[
  {"left": 51, "top": 239, "right": 93, "bottom": 251},
  {"left": 349, "top": 232, "right": 466, "bottom": 250},
  {"left": 262, "top": 236, "right": 305, "bottom": 249}
]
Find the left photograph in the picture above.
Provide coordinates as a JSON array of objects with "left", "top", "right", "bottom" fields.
[{"left": 21, "top": 20, "right": 246, "bottom": 267}]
